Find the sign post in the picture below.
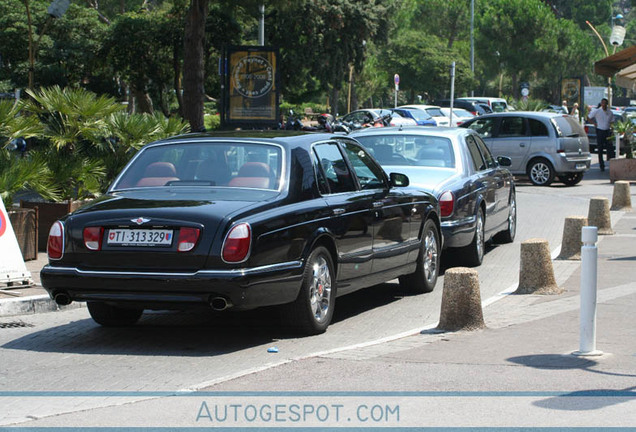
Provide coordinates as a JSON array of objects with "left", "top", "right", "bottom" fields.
[
  {"left": 0, "top": 200, "right": 32, "bottom": 288},
  {"left": 394, "top": 74, "right": 400, "bottom": 108}
]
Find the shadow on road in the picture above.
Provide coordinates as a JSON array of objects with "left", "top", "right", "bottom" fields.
[{"left": 2, "top": 281, "right": 415, "bottom": 356}]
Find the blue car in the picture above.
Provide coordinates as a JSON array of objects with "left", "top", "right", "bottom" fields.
[
  {"left": 392, "top": 108, "right": 437, "bottom": 126},
  {"left": 351, "top": 127, "right": 516, "bottom": 267}
]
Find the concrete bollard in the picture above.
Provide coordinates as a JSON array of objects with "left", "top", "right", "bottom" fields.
[
  {"left": 610, "top": 181, "right": 632, "bottom": 211},
  {"left": 556, "top": 216, "right": 588, "bottom": 260},
  {"left": 437, "top": 267, "right": 485, "bottom": 332},
  {"left": 587, "top": 197, "right": 614, "bottom": 235},
  {"left": 515, "top": 238, "right": 563, "bottom": 295}
]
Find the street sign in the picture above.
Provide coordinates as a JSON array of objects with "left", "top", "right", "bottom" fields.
[
  {"left": 394, "top": 74, "right": 400, "bottom": 85},
  {"left": 0, "top": 200, "right": 31, "bottom": 286}
]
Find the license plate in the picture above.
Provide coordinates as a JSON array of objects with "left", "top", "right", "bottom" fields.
[
  {"left": 107, "top": 229, "right": 173, "bottom": 247},
  {"left": 575, "top": 163, "right": 586, "bottom": 170}
]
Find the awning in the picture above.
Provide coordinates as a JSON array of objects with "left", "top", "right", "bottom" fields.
[{"left": 594, "top": 45, "right": 636, "bottom": 90}]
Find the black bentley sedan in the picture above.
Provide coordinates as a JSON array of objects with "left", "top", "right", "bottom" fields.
[
  {"left": 351, "top": 127, "right": 516, "bottom": 267},
  {"left": 41, "top": 131, "right": 441, "bottom": 334}
]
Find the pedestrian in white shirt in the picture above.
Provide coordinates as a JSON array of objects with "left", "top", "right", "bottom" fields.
[{"left": 587, "top": 98, "right": 615, "bottom": 171}]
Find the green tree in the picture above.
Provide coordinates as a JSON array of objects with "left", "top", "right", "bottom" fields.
[
  {"left": 476, "top": 0, "right": 558, "bottom": 97},
  {"left": 103, "top": 11, "right": 182, "bottom": 114},
  {"left": 383, "top": 31, "right": 474, "bottom": 102},
  {"left": 270, "top": 0, "right": 392, "bottom": 114},
  {"left": 543, "top": 0, "right": 613, "bottom": 30}
]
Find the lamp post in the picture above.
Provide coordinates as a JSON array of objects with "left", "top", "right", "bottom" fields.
[
  {"left": 25, "top": 0, "right": 69, "bottom": 89},
  {"left": 470, "top": 0, "right": 474, "bottom": 97},
  {"left": 585, "top": 20, "right": 613, "bottom": 105},
  {"left": 610, "top": 14, "right": 625, "bottom": 54}
]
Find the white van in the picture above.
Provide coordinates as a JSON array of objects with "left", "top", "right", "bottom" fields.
[{"left": 456, "top": 97, "right": 509, "bottom": 112}]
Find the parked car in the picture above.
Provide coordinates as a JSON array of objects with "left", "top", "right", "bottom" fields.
[
  {"left": 542, "top": 104, "right": 568, "bottom": 115},
  {"left": 40, "top": 131, "right": 441, "bottom": 334},
  {"left": 461, "top": 112, "right": 591, "bottom": 186},
  {"left": 439, "top": 107, "right": 475, "bottom": 126},
  {"left": 435, "top": 99, "right": 492, "bottom": 116},
  {"left": 392, "top": 107, "right": 437, "bottom": 126},
  {"left": 338, "top": 109, "right": 416, "bottom": 129},
  {"left": 398, "top": 105, "right": 450, "bottom": 126},
  {"left": 456, "top": 97, "right": 509, "bottom": 112},
  {"left": 351, "top": 126, "right": 516, "bottom": 267}
]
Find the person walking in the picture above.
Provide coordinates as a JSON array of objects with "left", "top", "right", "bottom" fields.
[{"left": 587, "top": 98, "right": 615, "bottom": 172}]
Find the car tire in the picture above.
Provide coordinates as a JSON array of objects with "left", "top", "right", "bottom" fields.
[
  {"left": 558, "top": 172, "right": 583, "bottom": 186},
  {"left": 462, "top": 207, "right": 485, "bottom": 267},
  {"left": 493, "top": 190, "right": 516, "bottom": 244},
  {"left": 87, "top": 302, "right": 143, "bottom": 327},
  {"left": 282, "top": 246, "right": 336, "bottom": 335},
  {"left": 527, "top": 158, "right": 555, "bottom": 186},
  {"left": 399, "top": 219, "right": 439, "bottom": 293}
]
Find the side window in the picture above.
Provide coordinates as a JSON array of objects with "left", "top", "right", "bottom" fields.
[
  {"left": 529, "top": 119, "right": 549, "bottom": 137},
  {"left": 474, "top": 135, "right": 497, "bottom": 169},
  {"left": 498, "top": 117, "right": 527, "bottom": 137},
  {"left": 341, "top": 140, "right": 386, "bottom": 190},
  {"left": 466, "top": 118, "right": 496, "bottom": 137},
  {"left": 465, "top": 135, "right": 486, "bottom": 171},
  {"left": 313, "top": 142, "right": 356, "bottom": 194}
]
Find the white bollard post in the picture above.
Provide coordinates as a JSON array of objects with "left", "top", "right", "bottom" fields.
[
  {"left": 573, "top": 226, "right": 603, "bottom": 356},
  {"left": 615, "top": 134, "right": 620, "bottom": 161}
]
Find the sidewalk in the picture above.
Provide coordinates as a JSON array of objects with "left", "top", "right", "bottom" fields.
[
  {"left": 196, "top": 209, "right": 636, "bottom": 427},
  {"left": 0, "top": 252, "right": 82, "bottom": 316}
]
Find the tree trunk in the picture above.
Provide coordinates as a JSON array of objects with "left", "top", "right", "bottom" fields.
[
  {"left": 183, "top": 0, "right": 209, "bottom": 132},
  {"left": 350, "top": 72, "right": 358, "bottom": 112},
  {"left": 330, "top": 87, "right": 340, "bottom": 117},
  {"left": 173, "top": 42, "right": 184, "bottom": 118},
  {"left": 132, "top": 87, "right": 154, "bottom": 114}
]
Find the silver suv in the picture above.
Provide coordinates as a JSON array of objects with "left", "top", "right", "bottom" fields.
[{"left": 461, "top": 112, "right": 591, "bottom": 186}]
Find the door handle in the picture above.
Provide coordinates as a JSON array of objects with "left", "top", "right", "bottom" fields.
[
  {"left": 372, "top": 201, "right": 383, "bottom": 208},
  {"left": 333, "top": 208, "right": 345, "bottom": 215},
  {"left": 519, "top": 143, "right": 526, "bottom": 147}
]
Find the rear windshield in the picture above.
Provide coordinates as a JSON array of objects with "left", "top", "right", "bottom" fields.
[
  {"left": 355, "top": 134, "right": 455, "bottom": 168},
  {"left": 426, "top": 108, "right": 444, "bottom": 117},
  {"left": 113, "top": 142, "right": 283, "bottom": 191},
  {"left": 551, "top": 116, "right": 586, "bottom": 138},
  {"left": 400, "top": 109, "right": 431, "bottom": 121},
  {"left": 491, "top": 101, "right": 507, "bottom": 112}
]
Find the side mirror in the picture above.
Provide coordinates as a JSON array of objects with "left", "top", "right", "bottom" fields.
[
  {"left": 389, "top": 172, "right": 409, "bottom": 187},
  {"left": 497, "top": 156, "right": 512, "bottom": 167}
]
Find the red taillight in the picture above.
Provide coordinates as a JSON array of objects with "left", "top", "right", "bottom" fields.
[
  {"left": 177, "top": 227, "right": 200, "bottom": 252},
  {"left": 83, "top": 227, "right": 104, "bottom": 251},
  {"left": 222, "top": 223, "right": 251, "bottom": 263},
  {"left": 584, "top": 125, "right": 590, "bottom": 134},
  {"left": 439, "top": 191, "right": 455, "bottom": 217},
  {"left": 47, "top": 221, "right": 64, "bottom": 260}
]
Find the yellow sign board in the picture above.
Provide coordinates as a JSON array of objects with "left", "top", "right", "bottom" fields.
[{"left": 227, "top": 48, "right": 278, "bottom": 125}]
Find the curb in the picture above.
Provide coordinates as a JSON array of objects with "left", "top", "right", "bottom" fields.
[{"left": 0, "top": 294, "right": 84, "bottom": 318}]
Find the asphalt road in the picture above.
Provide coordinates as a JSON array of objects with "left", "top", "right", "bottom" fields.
[{"left": 0, "top": 165, "right": 619, "bottom": 427}]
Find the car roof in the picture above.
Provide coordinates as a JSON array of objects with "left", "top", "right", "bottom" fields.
[
  {"left": 457, "top": 97, "right": 507, "bottom": 103},
  {"left": 147, "top": 130, "right": 341, "bottom": 149},
  {"left": 440, "top": 107, "right": 472, "bottom": 115},
  {"left": 349, "top": 125, "right": 474, "bottom": 139},
  {"left": 465, "top": 111, "right": 565, "bottom": 120},
  {"left": 399, "top": 104, "right": 442, "bottom": 109}
]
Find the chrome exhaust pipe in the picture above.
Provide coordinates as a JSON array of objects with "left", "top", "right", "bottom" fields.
[
  {"left": 54, "top": 292, "right": 72, "bottom": 306},
  {"left": 210, "top": 296, "right": 232, "bottom": 311}
]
